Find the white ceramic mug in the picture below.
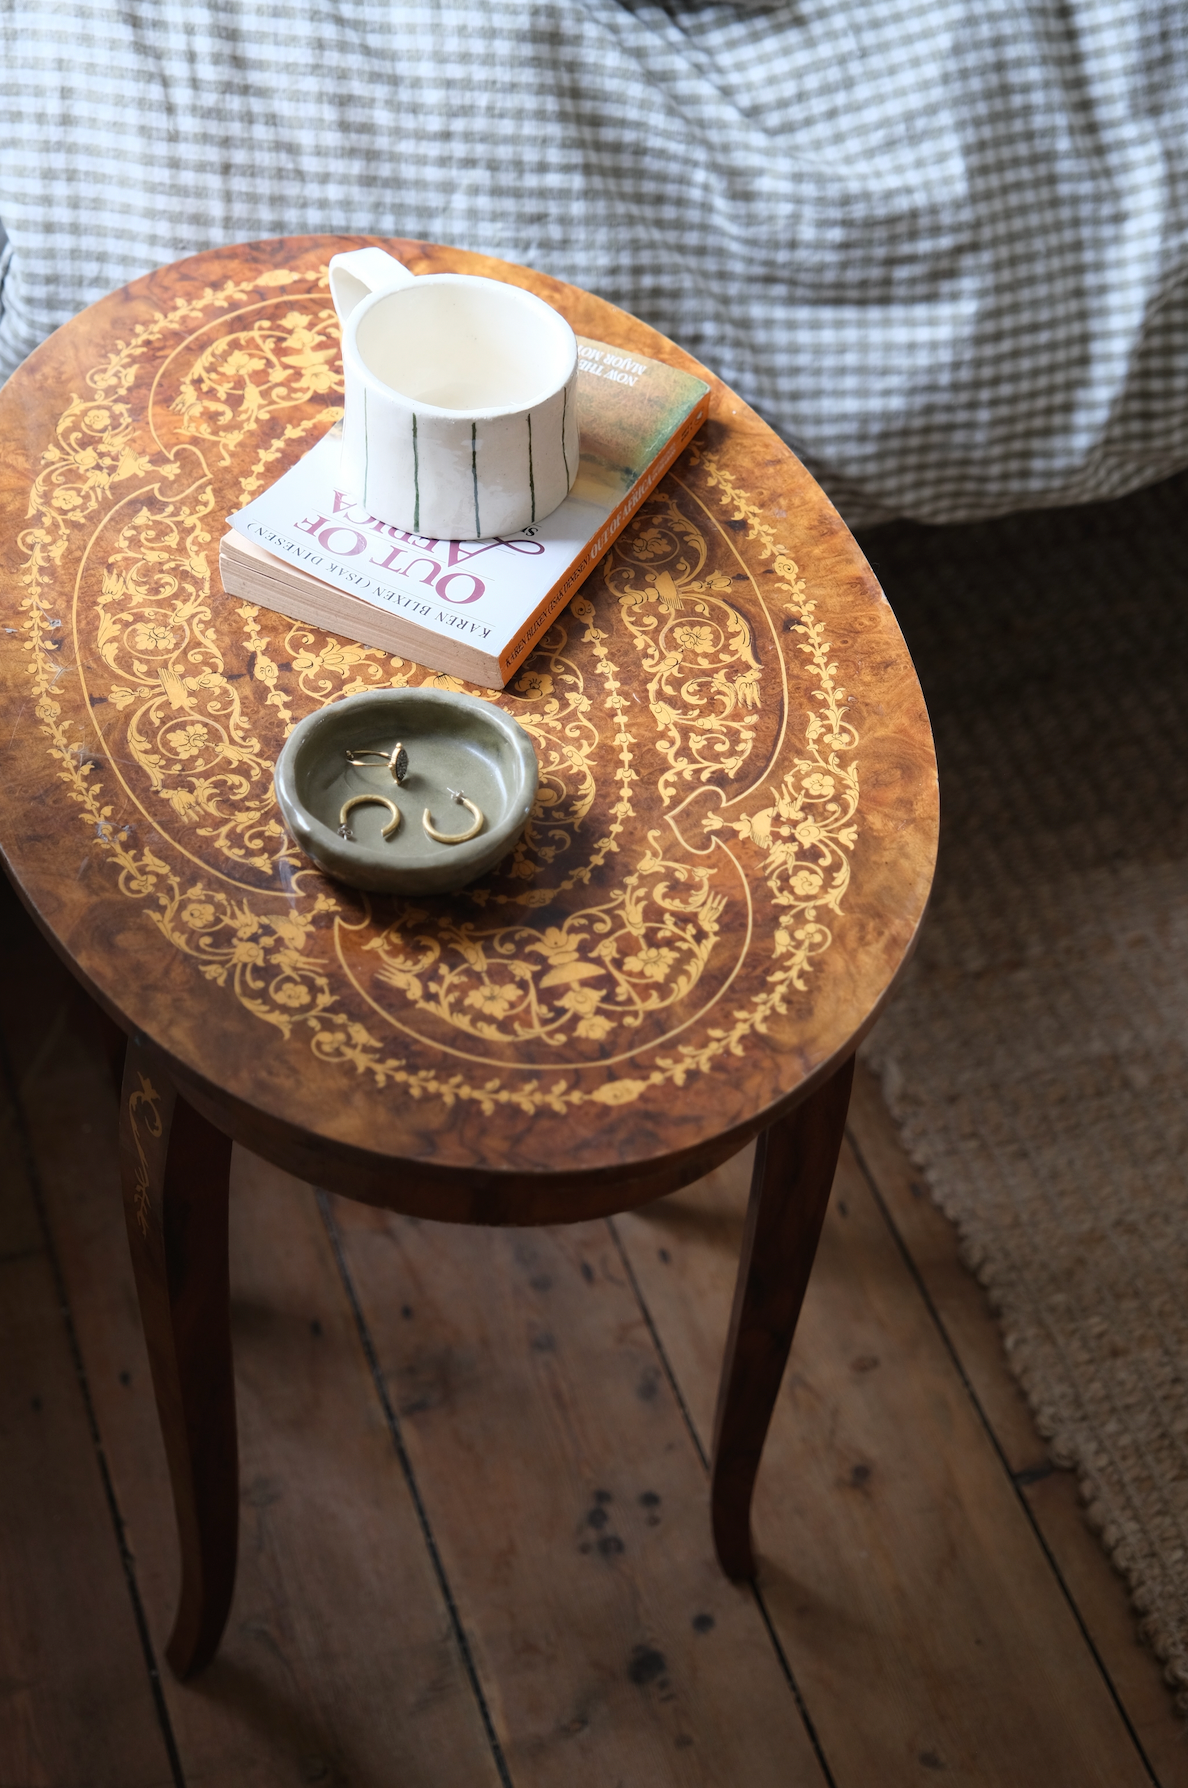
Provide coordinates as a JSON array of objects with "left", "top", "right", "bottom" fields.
[{"left": 327, "top": 247, "right": 579, "bottom": 540}]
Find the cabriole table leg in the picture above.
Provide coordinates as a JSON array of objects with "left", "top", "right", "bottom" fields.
[
  {"left": 711, "top": 1052, "right": 856, "bottom": 1580},
  {"left": 118, "top": 1033, "right": 238, "bottom": 1679}
]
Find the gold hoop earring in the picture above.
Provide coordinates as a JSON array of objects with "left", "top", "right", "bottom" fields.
[
  {"left": 422, "top": 788, "right": 484, "bottom": 844},
  {"left": 338, "top": 793, "right": 401, "bottom": 841},
  {"left": 345, "top": 741, "right": 409, "bottom": 784}
]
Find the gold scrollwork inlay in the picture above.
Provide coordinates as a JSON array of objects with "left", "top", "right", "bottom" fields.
[
  {"left": 362, "top": 832, "right": 726, "bottom": 1052},
  {"left": 169, "top": 300, "right": 343, "bottom": 464},
  {"left": 18, "top": 268, "right": 861, "bottom": 1114},
  {"left": 689, "top": 442, "right": 860, "bottom": 993},
  {"left": 606, "top": 491, "right": 763, "bottom": 805}
]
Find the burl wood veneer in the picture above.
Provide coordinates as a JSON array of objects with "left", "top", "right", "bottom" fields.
[{"left": 0, "top": 236, "right": 937, "bottom": 1676}]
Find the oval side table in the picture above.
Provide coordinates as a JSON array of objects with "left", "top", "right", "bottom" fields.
[{"left": 0, "top": 236, "right": 938, "bottom": 1680}]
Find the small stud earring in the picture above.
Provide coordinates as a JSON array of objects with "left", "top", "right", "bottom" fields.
[
  {"left": 338, "top": 793, "right": 401, "bottom": 841},
  {"left": 422, "top": 788, "right": 484, "bottom": 844}
]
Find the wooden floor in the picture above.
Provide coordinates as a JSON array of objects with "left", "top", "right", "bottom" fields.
[{"left": 2, "top": 872, "right": 1186, "bottom": 1788}]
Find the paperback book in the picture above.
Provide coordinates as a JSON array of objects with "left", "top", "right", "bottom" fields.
[{"left": 220, "top": 338, "right": 710, "bottom": 687}]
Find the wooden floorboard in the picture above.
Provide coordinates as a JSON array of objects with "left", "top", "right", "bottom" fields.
[
  {"left": 846, "top": 1061, "right": 1188, "bottom": 1787},
  {"left": 331, "top": 1200, "right": 827, "bottom": 1788},
  {"left": 616, "top": 1135, "right": 1172, "bottom": 1785},
  {"left": 0, "top": 1247, "right": 175, "bottom": 1788},
  {"left": 0, "top": 943, "right": 175, "bottom": 1786},
  {"left": 1, "top": 873, "right": 1184, "bottom": 1785},
  {"left": 18, "top": 1032, "right": 504, "bottom": 1788}
]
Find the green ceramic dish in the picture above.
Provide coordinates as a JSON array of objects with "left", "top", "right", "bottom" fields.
[{"left": 274, "top": 687, "right": 539, "bottom": 894}]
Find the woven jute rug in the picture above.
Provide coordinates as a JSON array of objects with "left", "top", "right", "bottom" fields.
[{"left": 857, "top": 467, "right": 1188, "bottom": 1705}]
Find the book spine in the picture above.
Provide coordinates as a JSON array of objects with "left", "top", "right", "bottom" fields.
[{"left": 496, "top": 391, "right": 712, "bottom": 682}]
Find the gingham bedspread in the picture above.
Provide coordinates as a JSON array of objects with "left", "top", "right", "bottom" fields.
[{"left": 3, "top": 1, "right": 1187, "bottom": 525}]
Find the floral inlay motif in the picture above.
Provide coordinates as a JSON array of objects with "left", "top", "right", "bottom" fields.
[
  {"left": 606, "top": 492, "right": 763, "bottom": 805},
  {"left": 17, "top": 266, "right": 861, "bottom": 1115},
  {"left": 361, "top": 835, "right": 726, "bottom": 1054}
]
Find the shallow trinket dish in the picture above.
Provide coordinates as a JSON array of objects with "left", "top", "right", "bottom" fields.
[{"left": 274, "top": 687, "right": 539, "bottom": 894}]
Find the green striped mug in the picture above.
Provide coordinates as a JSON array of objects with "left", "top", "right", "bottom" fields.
[{"left": 328, "top": 247, "right": 579, "bottom": 542}]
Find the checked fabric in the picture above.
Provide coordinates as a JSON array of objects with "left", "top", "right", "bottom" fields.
[{"left": 2, "top": 1, "right": 1187, "bottom": 526}]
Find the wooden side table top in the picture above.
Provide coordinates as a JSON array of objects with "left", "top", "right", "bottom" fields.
[{"left": 0, "top": 236, "right": 937, "bottom": 1218}]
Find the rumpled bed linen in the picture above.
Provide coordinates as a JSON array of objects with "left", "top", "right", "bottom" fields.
[{"left": 2, "top": 0, "right": 1187, "bottom": 526}]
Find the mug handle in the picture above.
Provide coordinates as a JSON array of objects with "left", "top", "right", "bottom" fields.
[{"left": 328, "top": 247, "right": 417, "bottom": 324}]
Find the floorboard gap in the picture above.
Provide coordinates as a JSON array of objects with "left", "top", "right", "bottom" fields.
[
  {"left": 751, "top": 1581, "right": 838, "bottom": 1788},
  {"left": 606, "top": 1215, "right": 708, "bottom": 1468},
  {"left": 315, "top": 1190, "right": 516, "bottom": 1788},
  {"left": 606, "top": 1211, "right": 838, "bottom": 1788},
  {"left": 845, "top": 1119, "right": 1163, "bottom": 1788}
]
